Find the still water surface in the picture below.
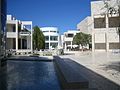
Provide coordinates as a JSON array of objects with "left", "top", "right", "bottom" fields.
[{"left": 7, "top": 60, "right": 61, "bottom": 90}]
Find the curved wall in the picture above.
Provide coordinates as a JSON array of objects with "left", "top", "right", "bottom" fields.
[{"left": 40, "top": 27, "right": 60, "bottom": 49}]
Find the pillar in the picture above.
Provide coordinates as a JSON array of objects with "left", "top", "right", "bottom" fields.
[
  {"left": 92, "top": 16, "right": 95, "bottom": 52},
  {"left": 106, "top": 14, "right": 109, "bottom": 52},
  {"left": 49, "top": 35, "right": 50, "bottom": 49},
  {"left": 31, "top": 24, "right": 33, "bottom": 52},
  {"left": 21, "top": 38, "right": 22, "bottom": 49},
  {"left": 71, "top": 41, "right": 72, "bottom": 49},
  {"left": 65, "top": 42, "right": 67, "bottom": 51},
  {"left": 92, "top": 33, "right": 95, "bottom": 52},
  {"left": 16, "top": 20, "right": 18, "bottom": 51}
]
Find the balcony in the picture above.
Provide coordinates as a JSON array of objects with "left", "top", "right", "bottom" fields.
[
  {"left": 64, "top": 37, "right": 73, "bottom": 42},
  {"left": 7, "top": 32, "right": 16, "bottom": 38}
]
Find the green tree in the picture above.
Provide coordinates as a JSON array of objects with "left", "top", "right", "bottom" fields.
[
  {"left": 73, "top": 32, "right": 92, "bottom": 50},
  {"left": 33, "top": 26, "right": 45, "bottom": 50}
]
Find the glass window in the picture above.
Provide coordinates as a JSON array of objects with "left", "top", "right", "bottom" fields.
[
  {"left": 109, "top": 17, "right": 120, "bottom": 28},
  {"left": 45, "top": 36, "right": 49, "bottom": 41},
  {"left": 50, "top": 31, "right": 56, "bottom": 33},
  {"left": 43, "top": 31, "right": 49, "bottom": 33},
  {"left": 50, "top": 43, "right": 58, "bottom": 48},
  {"left": 67, "top": 34, "right": 73, "bottom": 37},
  {"left": 94, "top": 18, "right": 106, "bottom": 28},
  {"left": 50, "top": 36, "right": 58, "bottom": 41},
  {"left": 45, "top": 43, "right": 49, "bottom": 49}
]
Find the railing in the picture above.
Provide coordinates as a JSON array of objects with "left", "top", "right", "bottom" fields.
[
  {"left": 19, "top": 32, "right": 31, "bottom": 34},
  {"left": 19, "top": 32, "right": 31, "bottom": 36}
]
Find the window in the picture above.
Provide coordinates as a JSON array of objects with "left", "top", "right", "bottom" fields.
[
  {"left": 50, "top": 36, "right": 58, "bottom": 41},
  {"left": 109, "top": 17, "right": 120, "bottom": 28},
  {"left": 67, "top": 34, "right": 74, "bottom": 37},
  {"left": 50, "top": 43, "right": 58, "bottom": 48},
  {"left": 94, "top": 18, "right": 106, "bottom": 28},
  {"left": 45, "top": 43, "right": 49, "bottom": 49},
  {"left": 13, "top": 25, "right": 16, "bottom": 32},
  {"left": 43, "top": 31, "right": 49, "bottom": 33},
  {"left": 50, "top": 31, "right": 56, "bottom": 33},
  {"left": 45, "top": 36, "right": 49, "bottom": 41}
]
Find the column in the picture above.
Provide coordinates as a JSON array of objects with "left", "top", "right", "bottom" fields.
[
  {"left": 27, "top": 36, "right": 30, "bottom": 49},
  {"left": 92, "top": 16, "right": 95, "bottom": 52},
  {"left": 71, "top": 41, "right": 72, "bottom": 49},
  {"left": 49, "top": 35, "right": 50, "bottom": 49},
  {"left": 16, "top": 20, "right": 18, "bottom": 51},
  {"left": 21, "top": 38, "right": 22, "bottom": 49},
  {"left": 106, "top": 14, "right": 109, "bottom": 52},
  {"left": 31, "top": 24, "right": 33, "bottom": 52},
  {"left": 65, "top": 42, "right": 67, "bottom": 51},
  {"left": 92, "top": 33, "right": 95, "bottom": 52}
]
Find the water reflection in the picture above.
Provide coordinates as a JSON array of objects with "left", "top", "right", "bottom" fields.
[
  {"left": 7, "top": 60, "right": 61, "bottom": 90},
  {"left": 0, "top": 59, "right": 7, "bottom": 90}
]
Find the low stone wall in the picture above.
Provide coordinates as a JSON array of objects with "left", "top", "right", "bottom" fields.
[{"left": 54, "top": 56, "right": 90, "bottom": 90}]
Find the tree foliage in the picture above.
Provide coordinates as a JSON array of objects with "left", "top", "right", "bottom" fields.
[
  {"left": 102, "top": 0, "right": 120, "bottom": 44},
  {"left": 102, "top": 0, "right": 120, "bottom": 16},
  {"left": 73, "top": 32, "right": 92, "bottom": 47},
  {"left": 33, "top": 26, "right": 45, "bottom": 50}
]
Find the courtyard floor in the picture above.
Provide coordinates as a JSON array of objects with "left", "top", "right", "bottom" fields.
[{"left": 60, "top": 51, "right": 120, "bottom": 89}]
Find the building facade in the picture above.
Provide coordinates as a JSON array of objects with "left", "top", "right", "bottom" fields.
[
  {"left": 40, "top": 27, "right": 60, "bottom": 49},
  {"left": 77, "top": 0, "right": 120, "bottom": 52},
  {"left": 91, "top": 0, "right": 120, "bottom": 52},
  {"left": 6, "top": 15, "right": 33, "bottom": 53},
  {"left": 63, "top": 30, "right": 80, "bottom": 51},
  {"left": 77, "top": 16, "right": 92, "bottom": 34}
]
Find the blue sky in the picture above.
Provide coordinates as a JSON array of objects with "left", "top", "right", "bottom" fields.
[{"left": 7, "top": 0, "right": 91, "bottom": 34}]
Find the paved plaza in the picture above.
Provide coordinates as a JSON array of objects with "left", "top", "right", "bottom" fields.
[{"left": 60, "top": 51, "right": 120, "bottom": 89}]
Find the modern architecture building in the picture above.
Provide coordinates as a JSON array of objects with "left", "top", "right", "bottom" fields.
[
  {"left": 91, "top": 0, "right": 120, "bottom": 52},
  {"left": 63, "top": 30, "right": 80, "bottom": 50},
  {"left": 77, "top": 0, "right": 120, "bottom": 52},
  {"left": 0, "top": 0, "right": 6, "bottom": 58},
  {"left": 77, "top": 16, "right": 92, "bottom": 34},
  {"left": 6, "top": 15, "right": 33, "bottom": 53},
  {"left": 40, "top": 27, "right": 60, "bottom": 49}
]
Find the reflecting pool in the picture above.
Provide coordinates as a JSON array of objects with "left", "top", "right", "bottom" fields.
[{"left": 7, "top": 60, "right": 61, "bottom": 90}]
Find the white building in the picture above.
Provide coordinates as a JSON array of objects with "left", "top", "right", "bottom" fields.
[
  {"left": 77, "top": 0, "right": 120, "bottom": 52},
  {"left": 6, "top": 15, "right": 33, "bottom": 53},
  {"left": 77, "top": 16, "right": 92, "bottom": 34},
  {"left": 63, "top": 30, "right": 80, "bottom": 51},
  {"left": 40, "top": 27, "right": 60, "bottom": 49},
  {"left": 91, "top": 0, "right": 120, "bottom": 52}
]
